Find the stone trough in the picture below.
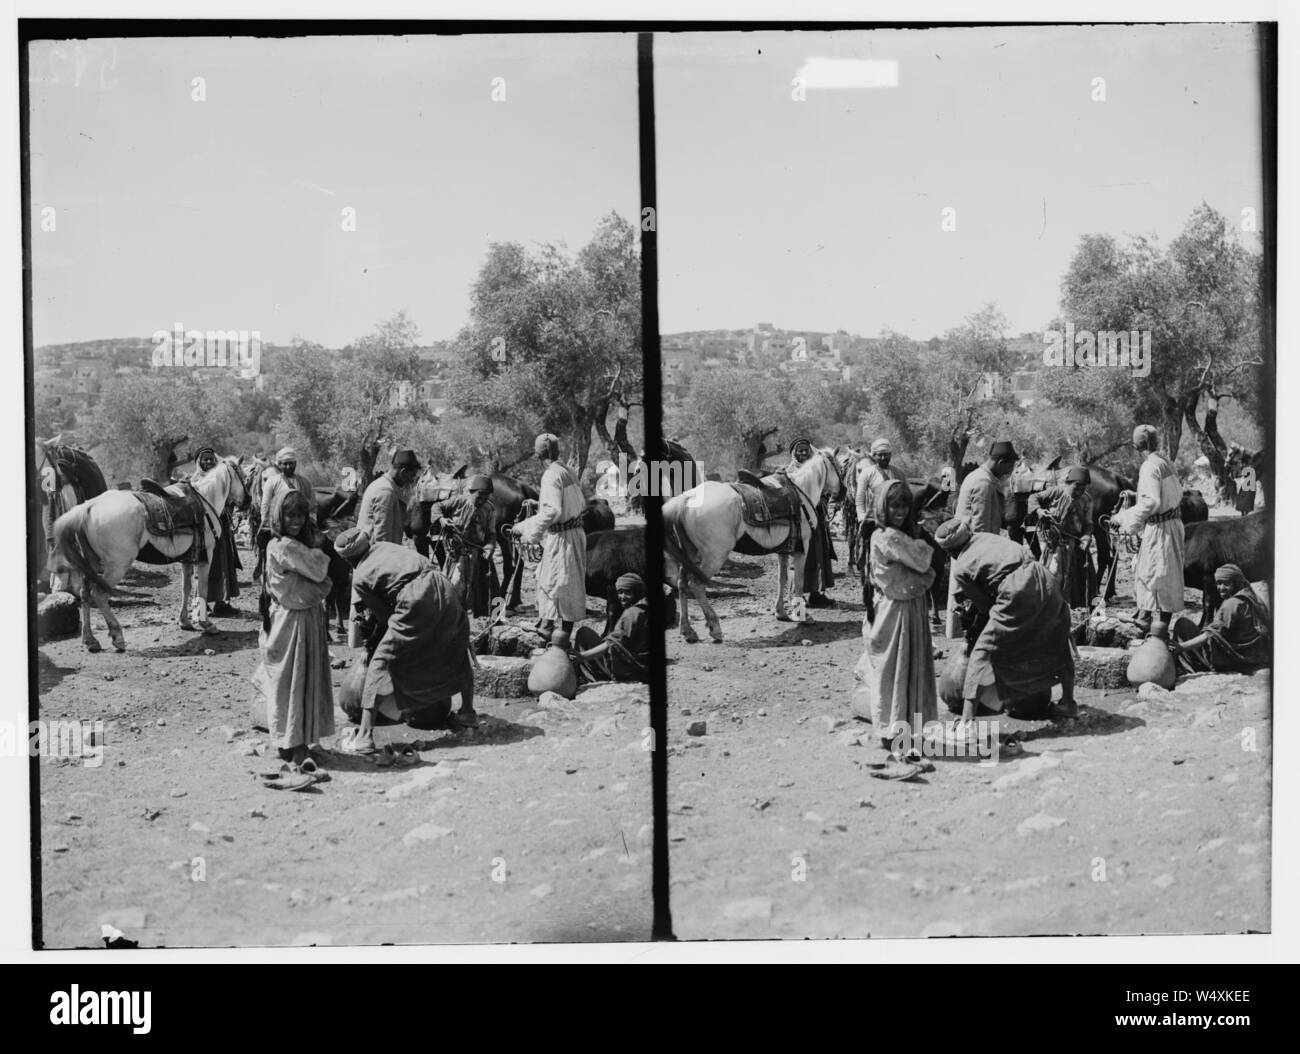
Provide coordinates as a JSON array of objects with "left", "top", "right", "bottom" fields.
[{"left": 1073, "top": 645, "right": 1131, "bottom": 690}]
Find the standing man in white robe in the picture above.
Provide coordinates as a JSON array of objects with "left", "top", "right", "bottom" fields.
[
  {"left": 1113, "top": 424, "right": 1185, "bottom": 639},
  {"left": 512, "top": 433, "right": 588, "bottom": 643}
]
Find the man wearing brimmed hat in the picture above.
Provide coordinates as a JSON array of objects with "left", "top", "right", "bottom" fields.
[
  {"left": 1030, "top": 465, "right": 1094, "bottom": 607},
  {"left": 358, "top": 449, "right": 420, "bottom": 548},
  {"left": 853, "top": 437, "right": 905, "bottom": 620},
  {"left": 332, "top": 526, "right": 477, "bottom": 754},
  {"left": 946, "top": 439, "right": 1017, "bottom": 636},
  {"left": 935, "top": 517, "right": 1077, "bottom": 727},
  {"left": 1113, "top": 424, "right": 1185, "bottom": 639},
  {"left": 429, "top": 473, "right": 497, "bottom": 616},
  {"left": 512, "top": 434, "right": 587, "bottom": 640}
]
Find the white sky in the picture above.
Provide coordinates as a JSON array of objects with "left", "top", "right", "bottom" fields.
[
  {"left": 656, "top": 24, "right": 1266, "bottom": 338},
  {"left": 28, "top": 33, "right": 639, "bottom": 347}
]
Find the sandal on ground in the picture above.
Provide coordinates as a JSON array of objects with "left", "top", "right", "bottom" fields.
[
  {"left": 865, "top": 759, "right": 924, "bottom": 781},
  {"left": 299, "top": 758, "right": 331, "bottom": 783},
  {"left": 336, "top": 729, "right": 379, "bottom": 756},
  {"left": 895, "top": 749, "right": 935, "bottom": 773},
  {"left": 261, "top": 764, "right": 314, "bottom": 792}
]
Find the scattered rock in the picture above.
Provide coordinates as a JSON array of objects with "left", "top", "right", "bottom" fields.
[
  {"left": 530, "top": 883, "right": 553, "bottom": 899},
  {"left": 37, "top": 592, "right": 80, "bottom": 640},
  {"left": 155, "top": 718, "right": 166, "bottom": 727},
  {"left": 992, "top": 753, "right": 1063, "bottom": 790},
  {"left": 1017, "top": 812, "right": 1066, "bottom": 835},
  {"left": 686, "top": 720, "right": 707, "bottom": 737},
  {"left": 169, "top": 789, "right": 187, "bottom": 798},
  {"left": 249, "top": 808, "right": 266, "bottom": 819},
  {"left": 1153, "top": 873, "right": 1175, "bottom": 890},
  {"left": 401, "top": 823, "right": 454, "bottom": 846}
]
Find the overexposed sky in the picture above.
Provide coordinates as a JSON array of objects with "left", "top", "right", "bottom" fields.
[
  {"left": 656, "top": 23, "right": 1266, "bottom": 337},
  {"left": 28, "top": 33, "right": 639, "bottom": 347}
]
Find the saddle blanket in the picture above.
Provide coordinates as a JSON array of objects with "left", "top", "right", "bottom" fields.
[
  {"left": 730, "top": 474, "right": 806, "bottom": 556},
  {"left": 133, "top": 485, "right": 212, "bottom": 563}
]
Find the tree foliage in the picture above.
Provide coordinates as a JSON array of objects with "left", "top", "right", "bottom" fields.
[
  {"left": 1047, "top": 204, "right": 1264, "bottom": 488},
  {"left": 448, "top": 212, "right": 642, "bottom": 473}
]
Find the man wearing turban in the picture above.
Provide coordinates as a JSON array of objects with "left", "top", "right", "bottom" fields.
[
  {"left": 429, "top": 473, "right": 497, "bottom": 616},
  {"left": 512, "top": 434, "right": 588, "bottom": 640},
  {"left": 1170, "top": 564, "right": 1270, "bottom": 673},
  {"left": 258, "top": 447, "right": 317, "bottom": 575},
  {"left": 1113, "top": 425, "right": 1185, "bottom": 638},
  {"left": 786, "top": 438, "right": 836, "bottom": 607},
  {"left": 571, "top": 573, "right": 650, "bottom": 684},
  {"left": 936, "top": 517, "right": 1077, "bottom": 728},
  {"left": 333, "top": 526, "right": 477, "bottom": 754},
  {"left": 192, "top": 445, "right": 242, "bottom": 616},
  {"left": 853, "top": 437, "right": 905, "bottom": 620}
]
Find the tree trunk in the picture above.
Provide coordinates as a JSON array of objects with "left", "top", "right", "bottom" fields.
[
  {"left": 1159, "top": 397, "right": 1183, "bottom": 464},
  {"left": 357, "top": 439, "right": 382, "bottom": 492},
  {"left": 1184, "top": 393, "right": 1232, "bottom": 497},
  {"left": 741, "top": 427, "right": 778, "bottom": 472},
  {"left": 152, "top": 435, "right": 187, "bottom": 482}
]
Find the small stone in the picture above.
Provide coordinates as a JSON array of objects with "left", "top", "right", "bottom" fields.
[
  {"left": 169, "top": 789, "right": 187, "bottom": 798},
  {"left": 1153, "top": 873, "right": 1175, "bottom": 890},
  {"left": 1017, "top": 812, "right": 1067, "bottom": 835},
  {"left": 249, "top": 808, "right": 266, "bottom": 819},
  {"left": 141, "top": 808, "right": 161, "bottom": 822},
  {"left": 801, "top": 639, "right": 812, "bottom": 647},
  {"left": 686, "top": 720, "right": 707, "bottom": 737},
  {"left": 778, "top": 779, "right": 795, "bottom": 788},
  {"left": 203, "top": 649, "right": 216, "bottom": 656},
  {"left": 565, "top": 767, "right": 578, "bottom": 775},
  {"left": 530, "top": 883, "right": 553, "bottom": 899},
  {"left": 189, "top": 822, "right": 210, "bottom": 834},
  {"left": 155, "top": 719, "right": 166, "bottom": 727},
  {"left": 757, "top": 708, "right": 767, "bottom": 717},
  {"left": 680, "top": 708, "right": 692, "bottom": 716}
]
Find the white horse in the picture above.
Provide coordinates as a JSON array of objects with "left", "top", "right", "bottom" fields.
[
  {"left": 49, "top": 456, "right": 248, "bottom": 652},
  {"left": 662, "top": 447, "right": 846, "bottom": 643}
]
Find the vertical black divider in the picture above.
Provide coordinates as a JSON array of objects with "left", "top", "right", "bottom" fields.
[{"left": 638, "top": 31, "right": 674, "bottom": 942}]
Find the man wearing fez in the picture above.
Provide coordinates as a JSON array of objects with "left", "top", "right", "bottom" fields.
[
  {"left": 1113, "top": 424, "right": 1185, "bottom": 639},
  {"left": 358, "top": 449, "right": 420, "bottom": 547},
  {"left": 946, "top": 439, "right": 1017, "bottom": 636}
]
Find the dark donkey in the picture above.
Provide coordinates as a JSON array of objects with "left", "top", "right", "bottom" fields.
[{"left": 35, "top": 438, "right": 108, "bottom": 591}]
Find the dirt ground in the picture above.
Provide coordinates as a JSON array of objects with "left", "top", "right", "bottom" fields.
[
  {"left": 35, "top": 545, "right": 652, "bottom": 949},
  {"left": 665, "top": 526, "right": 1272, "bottom": 941}
]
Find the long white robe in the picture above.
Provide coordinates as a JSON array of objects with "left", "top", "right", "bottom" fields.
[
  {"left": 1115, "top": 451, "right": 1185, "bottom": 612},
  {"left": 518, "top": 462, "right": 588, "bottom": 622}
]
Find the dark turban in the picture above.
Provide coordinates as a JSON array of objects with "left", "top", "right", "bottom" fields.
[{"left": 615, "top": 573, "right": 645, "bottom": 598}]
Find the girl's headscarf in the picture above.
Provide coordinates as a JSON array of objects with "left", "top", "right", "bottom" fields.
[
  {"left": 270, "top": 488, "right": 320, "bottom": 548},
  {"left": 875, "top": 478, "right": 917, "bottom": 535}
]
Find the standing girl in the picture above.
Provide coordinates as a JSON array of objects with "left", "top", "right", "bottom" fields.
[
  {"left": 252, "top": 489, "right": 336, "bottom": 770},
  {"left": 852, "top": 480, "right": 938, "bottom": 764}
]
